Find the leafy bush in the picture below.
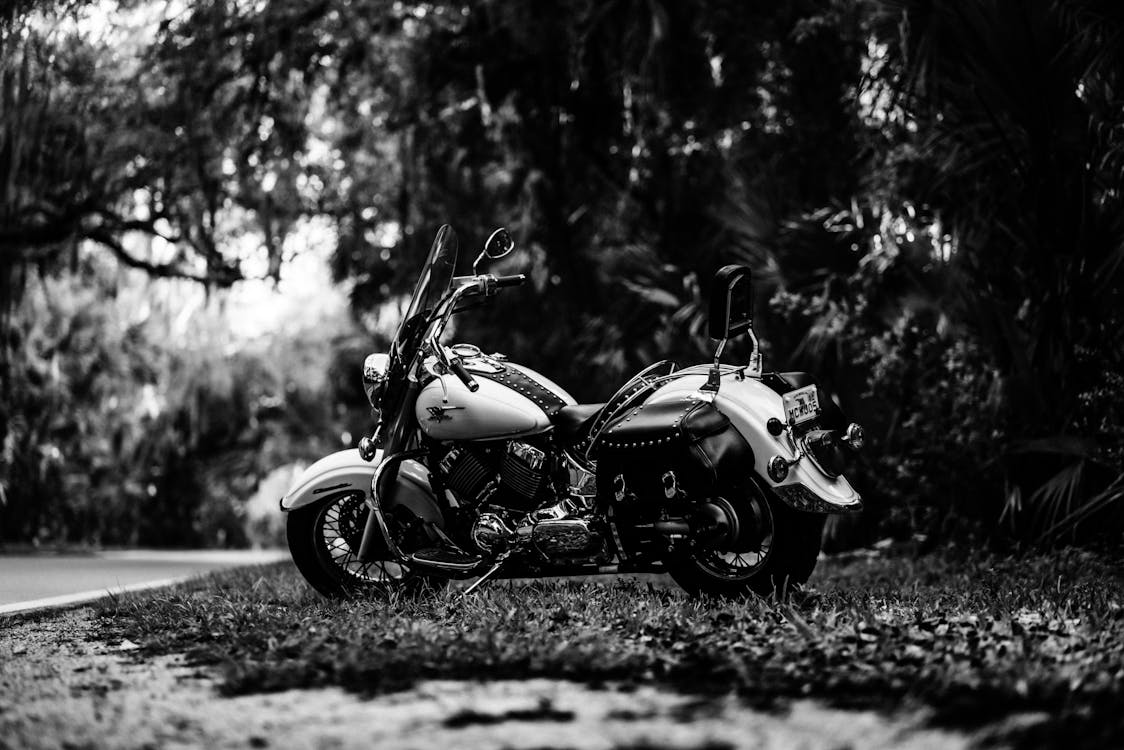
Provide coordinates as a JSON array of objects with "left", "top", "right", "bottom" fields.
[{"left": 0, "top": 252, "right": 363, "bottom": 547}]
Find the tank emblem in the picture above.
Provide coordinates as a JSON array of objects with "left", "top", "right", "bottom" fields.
[{"left": 426, "top": 405, "right": 463, "bottom": 422}]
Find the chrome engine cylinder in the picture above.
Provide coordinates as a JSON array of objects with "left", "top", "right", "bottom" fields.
[{"left": 499, "top": 441, "right": 546, "bottom": 501}]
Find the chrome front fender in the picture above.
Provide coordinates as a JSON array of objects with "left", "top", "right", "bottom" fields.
[{"left": 279, "top": 449, "right": 444, "bottom": 525}]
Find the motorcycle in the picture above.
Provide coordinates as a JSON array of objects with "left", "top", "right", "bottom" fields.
[{"left": 280, "top": 224, "right": 864, "bottom": 599}]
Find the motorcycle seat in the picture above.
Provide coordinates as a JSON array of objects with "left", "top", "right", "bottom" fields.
[{"left": 551, "top": 403, "right": 606, "bottom": 445}]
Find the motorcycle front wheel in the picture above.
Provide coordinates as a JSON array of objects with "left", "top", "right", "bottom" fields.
[
  {"left": 666, "top": 478, "right": 823, "bottom": 600},
  {"left": 286, "top": 491, "right": 442, "bottom": 598}
]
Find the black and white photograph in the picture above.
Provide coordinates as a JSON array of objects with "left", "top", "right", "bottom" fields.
[{"left": 2, "top": 1, "right": 1123, "bottom": 748}]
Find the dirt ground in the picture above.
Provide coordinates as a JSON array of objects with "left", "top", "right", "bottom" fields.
[{"left": 0, "top": 607, "right": 1016, "bottom": 750}]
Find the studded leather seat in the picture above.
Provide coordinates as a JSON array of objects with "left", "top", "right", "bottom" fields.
[{"left": 550, "top": 403, "right": 606, "bottom": 445}]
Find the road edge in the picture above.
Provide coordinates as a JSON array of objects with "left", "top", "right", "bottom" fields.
[{"left": 0, "top": 555, "right": 288, "bottom": 622}]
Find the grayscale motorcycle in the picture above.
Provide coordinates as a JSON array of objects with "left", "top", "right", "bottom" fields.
[{"left": 280, "top": 225, "right": 865, "bottom": 598}]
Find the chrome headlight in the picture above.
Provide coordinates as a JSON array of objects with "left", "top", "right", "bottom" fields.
[{"left": 362, "top": 353, "right": 391, "bottom": 408}]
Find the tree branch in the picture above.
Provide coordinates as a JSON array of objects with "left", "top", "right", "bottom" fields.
[{"left": 84, "top": 228, "right": 240, "bottom": 286}]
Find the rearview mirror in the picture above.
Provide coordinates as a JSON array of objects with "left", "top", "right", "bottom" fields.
[
  {"left": 708, "top": 265, "right": 754, "bottom": 340},
  {"left": 484, "top": 228, "right": 515, "bottom": 259},
  {"left": 474, "top": 228, "right": 515, "bottom": 273}
]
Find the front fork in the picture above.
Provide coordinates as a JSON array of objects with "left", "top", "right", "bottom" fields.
[
  {"left": 357, "top": 510, "right": 387, "bottom": 562},
  {"left": 356, "top": 447, "right": 430, "bottom": 561},
  {"left": 356, "top": 381, "right": 421, "bottom": 562}
]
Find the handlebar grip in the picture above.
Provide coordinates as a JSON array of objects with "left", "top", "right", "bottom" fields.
[
  {"left": 494, "top": 274, "right": 525, "bottom": 288},
  {"left": 449, "top": 358, "right": 479, "bottom": 392}
]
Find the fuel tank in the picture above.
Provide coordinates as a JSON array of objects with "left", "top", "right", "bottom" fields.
[{"left": 415, "top": 356, "right": 575, "bottom": 441}]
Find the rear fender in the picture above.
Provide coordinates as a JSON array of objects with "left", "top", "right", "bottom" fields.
[
  {"left": 279, "top": 448, "right": 443, "bottom": 526},
  {"left": 646, "top": 370, "right": 862, "bottom": 513}
]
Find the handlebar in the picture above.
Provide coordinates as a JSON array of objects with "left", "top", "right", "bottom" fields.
[
  {"left": 493, "top": 274, "right": 525, "bottom": 288},
  {"left": 418, "top": 272, "right": 524, "bottom": 387},
  {"left": 449, "top": 358, "right": 479, "bottom": 392}
]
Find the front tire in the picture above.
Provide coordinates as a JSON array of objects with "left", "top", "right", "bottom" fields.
[
  {"left": 286, "top": 492, "right": 437, "bottom": 598},
  {"left": 666, "top": 479, "right": 824, "bottom": 599}
]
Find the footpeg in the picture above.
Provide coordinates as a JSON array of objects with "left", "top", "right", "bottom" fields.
[{"left": 408, "top": 547, "right": 481, "bottom": 572}]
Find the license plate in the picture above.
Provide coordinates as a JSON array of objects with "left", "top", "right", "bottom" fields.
[{"left": 782, "top": 385, "right": 820, "bottom": 426}]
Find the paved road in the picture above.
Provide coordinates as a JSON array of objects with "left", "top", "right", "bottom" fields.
[{"left": 0, "top": 550, "right": 288, "bottom": 614}]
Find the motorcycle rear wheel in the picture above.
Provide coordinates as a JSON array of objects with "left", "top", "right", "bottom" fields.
[
  {"left": 286, "top": 492, "right": 443, "bottom": 598},
  {"left": 666, "top": 479, "right": 823, "bottom": 599}
]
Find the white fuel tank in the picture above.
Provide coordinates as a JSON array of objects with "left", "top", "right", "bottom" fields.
[{"left": 415, "top": 358, "right": 575, "bottom": 441}]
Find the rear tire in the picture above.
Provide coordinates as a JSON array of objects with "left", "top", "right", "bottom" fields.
[
  {"left": 286, "top": 492, "right": 442, "bottom": 599},
  {"left": 666, "top": 479, "right": 824, "bottom": 599}
]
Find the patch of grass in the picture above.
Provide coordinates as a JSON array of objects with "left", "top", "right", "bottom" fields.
[{"left": 95, "top": 549, "right": 1124, "bottom": 747}]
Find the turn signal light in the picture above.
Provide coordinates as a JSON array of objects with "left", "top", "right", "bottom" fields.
[
  {"left": 767, "top": 455, "right": 790, "bottom": 483},
  {"left": 844, "top": 423, "right": 865, "bottom": 451},
  {"left": 358, "top": 436, "right": 378, "bottom": 461}
]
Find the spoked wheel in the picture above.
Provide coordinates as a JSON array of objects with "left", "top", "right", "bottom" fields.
[
  {"left": 286, "top": 492, "right": 440, "bottom": 598},
  {"left": 667, "top": 479, "right": 824, "bottom": 599},
  {"left": 692, "top": 494, "right": 774, "bottom": 580}
]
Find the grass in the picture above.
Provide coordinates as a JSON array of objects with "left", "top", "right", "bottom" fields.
[{"left": 95, "top": 548, "right": 1124, "bottom": 748}]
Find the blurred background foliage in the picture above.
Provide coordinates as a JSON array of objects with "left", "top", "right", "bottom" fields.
[{"left": 1, "top": 0, "right": 1122, "bottom": 549}]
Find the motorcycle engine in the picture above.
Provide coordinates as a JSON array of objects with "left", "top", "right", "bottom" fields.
[
  {"left": 441, "top": 440, "right": 608, "bottom": 562},
  {"left": 440, "top": 441, "right": 551, "bottom": 511}
]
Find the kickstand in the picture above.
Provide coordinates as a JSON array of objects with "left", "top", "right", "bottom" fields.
[{"left": 461, "top": 550, "right": 512, "bottom": 598}]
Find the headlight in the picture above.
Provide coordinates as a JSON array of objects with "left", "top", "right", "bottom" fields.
[{"left": 362, "top": 353, "right": 391, "bottom": 408}]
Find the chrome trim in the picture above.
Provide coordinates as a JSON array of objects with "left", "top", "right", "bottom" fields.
[
  {"left": 562, "top": 446, "right": 595, "bottom": 473},
  {"left": 767, "top": 455, "right": 790, "bottom": 482},
  {"left": 450, "top": 342, "right": 482, "bottom": 358},
  {"left": 407, "top": 552, "right": 481, "bottom": 572},
  {"left": 700, "top": 338, "right": 726, "bottom": 393},
  {"left": 800, "top": 436, "right": 836, "bottom": 479},
  {"left": 363, "top": 353, "right": 391, "bottom": 406},
  {"left": 746, "top": 328, "right": 762, "bottom": 376},
  {"left": 532, "top": 518, "right": 599, "bottom": 558},
  {"left": 799, "top": 436, "right": 835, "bottom": 478},
  {"left": 773, "top": 482, "right": 862, "bottom": 514},
  {"left": 363, "top": 353, "right": 391, "bottom": 384},
  {"left": 358, "top": 436, "right": 378, "bottom": 461},
  {"left": 471, "top": 513, "right": 514, "bottom": 553},
  {"left": 367, "top": 448, "right": 428, "bottom": 560},
  {"left": 798, "top": 431, "right": 845, "bottom": 479},
  {"left": 844, "top": 423, "right": 865, "bottom": 450}
]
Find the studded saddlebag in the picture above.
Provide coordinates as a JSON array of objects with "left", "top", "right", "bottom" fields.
[{"left": 591, "top": 393, "right": 753, "bottom": 497}]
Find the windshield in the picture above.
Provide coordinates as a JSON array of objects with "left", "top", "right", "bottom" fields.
[{"left": 390, "top": 224, "right": 458, "bottom": 362}]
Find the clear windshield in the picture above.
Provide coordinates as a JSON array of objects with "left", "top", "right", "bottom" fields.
[{"left": 390, "top": 224, "right": 458, "bottom": 360}]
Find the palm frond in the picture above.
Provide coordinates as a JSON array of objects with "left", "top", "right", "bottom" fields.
[{"left": 1037, "top": 474, "right": 1124, "bottom": 544}]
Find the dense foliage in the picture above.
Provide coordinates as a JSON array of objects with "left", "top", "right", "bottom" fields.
[
  {"left": 2, "top": 0, "right": 1122, "bottom": 547},
  {"left": 1, "top": 251, "right": 364, "bottom": 545}
]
